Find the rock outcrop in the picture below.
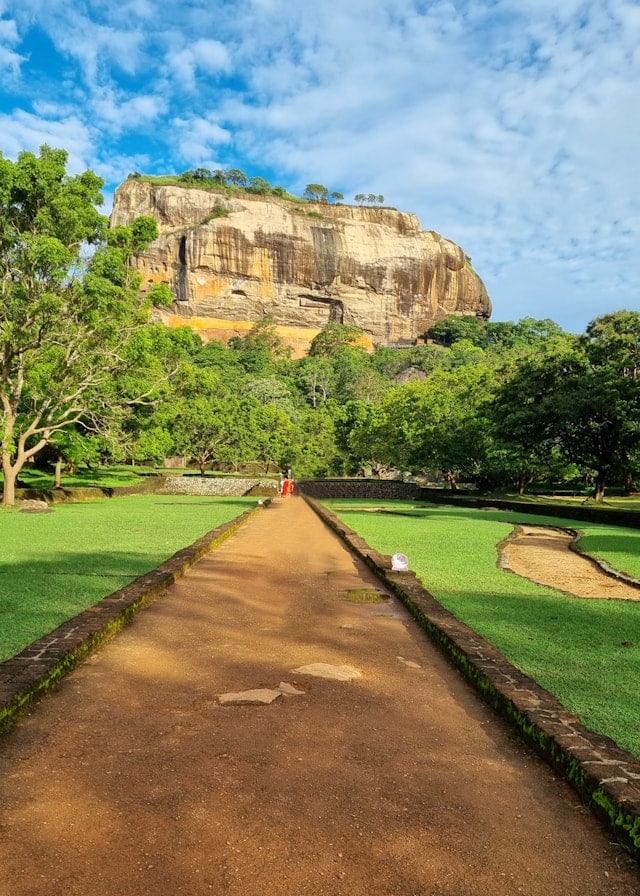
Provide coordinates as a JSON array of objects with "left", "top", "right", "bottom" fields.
[{"left": 110, "top": 180, "right": 491, "bottom": 353}]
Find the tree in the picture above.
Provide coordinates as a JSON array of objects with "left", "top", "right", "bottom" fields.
[
  {"left": 491, "top": 317, "right": 640, "bottom": 501},
  {"left": 293, "top": 356, "right": 336, "bottom": 407},
  {"left": 0, "top": 145, "right": 159, "bottom": 505},
  {"left": 309, "top": 322, "right": 365, "bottom": 359},
  {"left": 228, "top": 317, "right": 290, "bottom": 374},
  {"left": 485, "top": 317, "right": 567, "bottom": 351},
  {"left": 292, "top": 405, "right": 340, "bottom": 477},
  {"left": 330, "top": 191, "right": 344, "bottom": 203},
  {"left": 350, "top": 364, "right": 496, "bottom": 486},
  {"left": 245, "top": 376, "right": 297, "bottom": 415},
  {"left": 251, "top": 403, "right": 296, "bottom": 473},
  {"left": 248, "top": 176, "right": 271, "bottom": 194},
  {"left": 225, "top": 168, "right": 248, "bottom": 187},
  {"left": 170, "top": 394, "right": 248, "bottom": 474},
  {"left": 304, "top": 184, "right": 329, "bottom": 202},
  {"left": 426, "top": 315, "right": 488, "bottom": 347}
]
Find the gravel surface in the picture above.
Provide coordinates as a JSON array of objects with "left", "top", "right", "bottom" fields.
[{"left": 504, "top": 525, "right": 640, "bottom": 599}]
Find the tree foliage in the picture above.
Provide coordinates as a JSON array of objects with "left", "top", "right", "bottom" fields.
[
  {"left": 304, "top": 183, "right": 329, "bottom": 202},
  {"left": 0, "top": 146, "right": 160, "bottom": 504},
  {"left": 492, "top": 313, "right": 640, "bottom": 500}
]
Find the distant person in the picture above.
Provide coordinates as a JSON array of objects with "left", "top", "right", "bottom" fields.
[{"left": 282, "top": 477, "right": 294, "bottom": 497}]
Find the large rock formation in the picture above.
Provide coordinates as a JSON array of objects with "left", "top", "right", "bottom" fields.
[{"left": 110, "top": 180, "right": 491, "bottom": 353}]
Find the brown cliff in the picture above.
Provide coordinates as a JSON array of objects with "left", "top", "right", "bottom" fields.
[{"left": 110, "top": 180, "right": 491, "bottom": 353}]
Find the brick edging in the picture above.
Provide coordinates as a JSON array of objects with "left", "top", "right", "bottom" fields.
[
  {"left": 0, "top": 503, "right": 266, "bottom": 732},
  {"left": 305, "top": 496, "right": 640, "bottom": 859}
]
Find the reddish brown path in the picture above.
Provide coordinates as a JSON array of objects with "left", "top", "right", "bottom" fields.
[{"left": 0, "top": 497, "right": 638, "bottom": 895}]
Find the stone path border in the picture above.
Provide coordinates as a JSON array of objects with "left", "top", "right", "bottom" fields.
[
  {"left": 0, "top": 503, "right": 263, "bottom": 731},
  {"left": 305, "top": 496, "right": 640, "bottom": 859}
]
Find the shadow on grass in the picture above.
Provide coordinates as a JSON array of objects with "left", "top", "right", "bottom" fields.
[{"left": 0, "top": 548, "right": 178, "bottom": 663}]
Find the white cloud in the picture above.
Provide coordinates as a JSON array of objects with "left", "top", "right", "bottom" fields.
[
  {"left": 0, "top": 11, "right": 24, "bottom": 78},
  {"left": 0, "top": 16, "right": 18, "bottom": 42},
  {"left": 166, "top": 38, "right": 231, "bottom": 91},
  {"left": 0, "top": 43, "right": 24, "bottom": 76},
  {"left": 170, "top": 115, "right": 232, "bottom": 166},
  {"left": 0, "top": 109, "right": 94, "bottom": 173},
  {"left": 91, "top": 90, "right": 167, "bottom": 132}
]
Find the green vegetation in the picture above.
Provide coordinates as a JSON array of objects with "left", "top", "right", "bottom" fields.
[
  {"left": 354, "top": 193, "right": 385, "bottom": 205},
  {"left": 128, "top": 170, "right": 382, "bottom": 207},
  {"left": 324, "top": 499, "right": 640, "bottom": 758},
  {"left": 128, "top": 170, "right": 307, "bottom": 204},
  {"left": 0, "top": 495, "right": 256, "bottom": 661},
  {"left": 0, "top": 146, "right": 171, "bottom": 506},
  {"left": 2, "top": 464, "right": 160, "bottom": 490},
  {"left": 4, "top": 145, "right": 640, "bottom": 505}
]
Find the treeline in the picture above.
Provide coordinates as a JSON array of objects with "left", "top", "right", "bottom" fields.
[
  {"left": 127, "top": 170, "right": 384, "bottom": 206},
  {"left": 112, "top": 310, "right": 639, "bottom": 504},
  {"left": 3, "top": 147, "right": 639, "bottom": 506}
]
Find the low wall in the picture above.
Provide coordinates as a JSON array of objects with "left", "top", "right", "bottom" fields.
[
  {"left": 298, "top": 478, "right": 420, "bottom": 500},
  {"left": 163, "top": 476, "right": 278, "bottom": 497}
]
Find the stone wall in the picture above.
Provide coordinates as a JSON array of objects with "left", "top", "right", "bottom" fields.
[
  {"left": 298, "top": 479, "right": 421, "bottom": 500},
  {"left": 163, "top": 476, "right": 278, "bottom": 497}
]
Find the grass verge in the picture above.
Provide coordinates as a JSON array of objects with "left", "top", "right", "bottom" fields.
[
  {"left": 323, "top": 499, "right": 640, "bottom": 759},
  {"left": 0, "top": 494, "right": 256, "bottom": 662}
]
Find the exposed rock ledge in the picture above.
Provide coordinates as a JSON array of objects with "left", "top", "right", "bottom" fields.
[{"left": 111, "top": 180, "right": 491, "bottom": 353}]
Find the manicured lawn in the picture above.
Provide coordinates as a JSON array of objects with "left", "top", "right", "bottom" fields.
[
  {"left": 4, "top": 464, "right": 161, "bottom": 490},
  {"left": 0, "top": 495, "right": 256, "bottom": 662},
  {"left": 324, "top": 499, "right": 640, "bottom": 759}
]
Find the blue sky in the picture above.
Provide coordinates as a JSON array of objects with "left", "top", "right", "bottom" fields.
[{"left": 1, "top": 0, "right": 639, "bottom": 334}]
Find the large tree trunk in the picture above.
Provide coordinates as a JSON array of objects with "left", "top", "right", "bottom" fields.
[
  {"left": 2, "top": 453, "right": 17, "bottom": 506},
  {"left": 445, "top": 471, "right": 458, "bottom": 491},
  {"left": 593, "top": 469, "right": 608, "bottom": 502}
]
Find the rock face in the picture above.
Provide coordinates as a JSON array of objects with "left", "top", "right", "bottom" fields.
[{"left": 110, "top": 180, "right": 491, "bottom": 352}]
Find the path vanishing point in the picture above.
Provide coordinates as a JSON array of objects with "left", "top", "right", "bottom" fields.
[{"left": 0, "top": 496, "right": 638, "bottom": 895}]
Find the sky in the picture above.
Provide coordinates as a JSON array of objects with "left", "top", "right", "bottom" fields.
[{"left": 1, "top": 0, "right": 639, "bottom": 334}]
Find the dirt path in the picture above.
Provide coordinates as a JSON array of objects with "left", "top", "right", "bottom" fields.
[
  {"left": 0, "top": 498, "right": 638, "bottom": 895},
  {"left": 503, "top": 525, "right": 640, "bottom": 600}
]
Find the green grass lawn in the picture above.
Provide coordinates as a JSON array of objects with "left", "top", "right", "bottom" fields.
[
  {"left": 324, "top": 499, "right": 640, "bottom": 759},
  {"left": 0, "top": 494, "right": 256, "bottom": 662},
  {"left": 4, "top": 464, "right": 161, "bottom": 489}
]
